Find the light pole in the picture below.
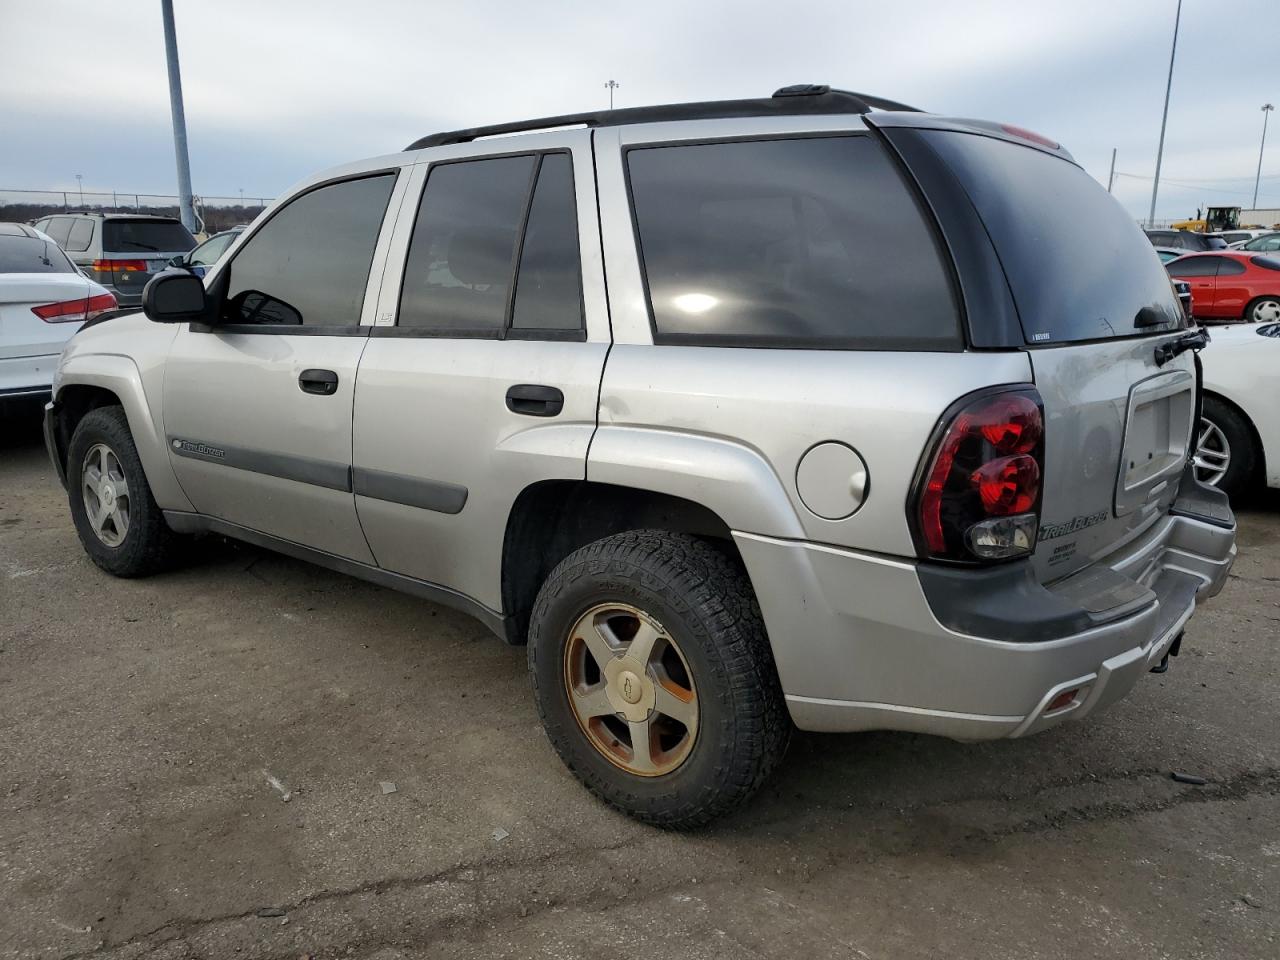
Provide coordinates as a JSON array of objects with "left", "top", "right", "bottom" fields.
[
  {"left": 160, "top": 0, "right": 197, "bottom": 234},
  {"left": 75, "top": 174, "right": 83, "bottom": 208},
  {"left": 604, "top": 80, "right": 620, "bottom": 110},
  {"left": 1254, "top": 104, "right": 1274, "bottom": 210},
  {"left": 1149, "top": 0, "right": 1182, "bottom": 228}
]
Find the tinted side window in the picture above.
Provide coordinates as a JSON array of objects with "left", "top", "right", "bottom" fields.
[
  {"left": 398, "top": 156, "right": 535, "bottom": 333},
  {"left": 512, "top": 154, "right": 582, "bottom": 331},
  {"left": 44, "top": 217, "right": 73, "bottom": 246},
  {"left": 627, "top": 136, "right": 960, "bottom": 349},
  {"left": 1166, "top": 257, "right": 1219, "bottom": 277},
  {"left": 223, "top": 174, "right": 395, "bottom": 327},
  {"left": 1217, "top": 258, "right": 1246, "bottom": 275},
  {"left": 66, "top": 218, "right": 93, "bottom": 252}
]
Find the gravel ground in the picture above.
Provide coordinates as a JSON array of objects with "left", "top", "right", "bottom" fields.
[{"left": 2, "top": 412, "right": 1277, "bottom": 959}]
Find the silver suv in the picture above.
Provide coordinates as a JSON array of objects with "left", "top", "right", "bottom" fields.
[{"left": 44, "top": 86, "right": 1237, "bottom": 827}]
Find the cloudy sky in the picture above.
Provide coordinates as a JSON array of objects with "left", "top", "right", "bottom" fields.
[{"left": 3, "top": 0, "right": 1278, "bottom": 219}]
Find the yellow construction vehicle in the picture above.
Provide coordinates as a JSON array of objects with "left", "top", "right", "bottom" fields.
[{"left": 1171, "top": 205, "right": 1241, "bottom": 233}]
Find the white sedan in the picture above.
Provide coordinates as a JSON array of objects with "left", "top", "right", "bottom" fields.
[
  {"left": 1196, "top": 320, "right": 1280, "bottom": 497},
  {"left": 0, "top": 223, "right": 115, "bottom": 403}
]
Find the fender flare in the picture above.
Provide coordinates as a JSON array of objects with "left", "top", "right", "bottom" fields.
[
  {"left": 586, "top": 425, "right": 806, "bottom": 539},
  {"left": 55, "top": 354, "right": 194, "bottom": 512}
]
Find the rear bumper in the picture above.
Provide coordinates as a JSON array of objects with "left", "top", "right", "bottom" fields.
[
  {"left": 736, "top": 488, "right": 1236, "bottom": 739},
  {"left": 0, "top": 354, "right": 58, "bottom": 396}
]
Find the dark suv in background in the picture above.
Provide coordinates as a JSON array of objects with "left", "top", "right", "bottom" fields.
[
  {"left": 32, "top": 213, "right": 195, "bottom": 307},
  {"left": 1145, "top": 228, "right": 1228, "bottom": 252}
]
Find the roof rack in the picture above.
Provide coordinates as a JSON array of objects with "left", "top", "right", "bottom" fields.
[{"left": 405, "top": 84, "right": 922, "bottom": 150}]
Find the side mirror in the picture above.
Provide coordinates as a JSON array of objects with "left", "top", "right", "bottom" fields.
[
  {"left": 142, "top": 271, "right": 207, "bottom": 324},
  {"left": 168, "top": 254, "right": 186, "bottom": 267}
]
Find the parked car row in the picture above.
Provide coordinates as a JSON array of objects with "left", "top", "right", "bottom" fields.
[{"left": 31, "top": 213, "right": 197, "bottom": 308}]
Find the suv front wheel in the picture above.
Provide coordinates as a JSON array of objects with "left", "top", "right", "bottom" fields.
[
  {"left": 67, "top": 405, "right": 183, "bottom": 577},
  {"left": 528, "top": 530, "right": 789, "bottom": 828}
]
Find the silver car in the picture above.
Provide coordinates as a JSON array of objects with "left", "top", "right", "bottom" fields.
[{"left": 43, "top": 85, "right": 1237, "bottom": 827}]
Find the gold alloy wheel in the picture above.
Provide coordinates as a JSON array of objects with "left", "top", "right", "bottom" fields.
[{"left": 563, "top": 602, "right": 699, "bottom": 777}]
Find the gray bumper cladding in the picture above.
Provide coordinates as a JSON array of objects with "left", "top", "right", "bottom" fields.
[{"left": 733, "top": 505, "right": 1236, "bottom": 740}]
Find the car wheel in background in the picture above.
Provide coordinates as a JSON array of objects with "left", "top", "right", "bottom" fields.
[
  {"left": 1246, "top": 296, "right": 1280, "bottom": 324},
  {"left": 67, "top": 405, "right": 183, "bottom": 577},
  {"left": 1195, "top": 397, "right": 1258, "bottom": 499},
  {"left": 528, "top": 530, "right": 790, "bottom": 828}
]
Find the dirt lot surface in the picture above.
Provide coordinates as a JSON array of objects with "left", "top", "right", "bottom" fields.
[{"left": 2, "top": 414, "right": 1278, "bottom": 959}]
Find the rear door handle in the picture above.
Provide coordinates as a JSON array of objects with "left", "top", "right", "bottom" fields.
[
  {"left": 298, "top": 368, "right": 339, "bottom": 396},
  {"left": 505, "top": 383, "right": 564, "bottom": 417}
]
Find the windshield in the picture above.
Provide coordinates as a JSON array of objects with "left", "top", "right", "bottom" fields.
[
  {"left": 919, "top": 131, "right": 1184, "bottom": 343},
  {"left": 0, "top": 235, "right": 76, "bottom": 274},
  {"left": 103, "top": 219, "right": 195, "bottom": 253},
  {"left": 1243, "top": 233, "right": 1280, "bottom": 251}
]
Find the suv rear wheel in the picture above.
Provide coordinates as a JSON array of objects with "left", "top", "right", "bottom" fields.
[
  {"left": 528, "top": 530, "right": 789, "bottom": 828},
  {"left": 67, "top": 406, "right": 183, "bottom": 577}
]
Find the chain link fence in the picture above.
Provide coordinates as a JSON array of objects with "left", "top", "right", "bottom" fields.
[{"left": 0, "top": 188, "right": 274, "bottom": 235}]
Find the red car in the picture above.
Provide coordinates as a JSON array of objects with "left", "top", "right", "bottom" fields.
[{"left": 1165, "top": 251, "right": 1280, "bottom": 323}]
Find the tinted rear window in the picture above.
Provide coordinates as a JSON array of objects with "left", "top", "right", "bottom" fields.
[
  {"left": 922, "top": 131, "right": 1183, "bottom": 343},
  {"left": 103, "top": 219, "right": 195, "bottom": 253},
  {"left": 626, "top": 136, "right": 961, "bottom": 349},
  {"left": 0, "top": 235, "right": 76, "bottom": 274}
]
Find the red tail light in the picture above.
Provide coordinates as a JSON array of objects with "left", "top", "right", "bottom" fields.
[
  {"left": 32, "top": 292, "right": 117, "bottom": 323},
  {"left": 91, "top": 259, "right": 148, "bottom": 273},
  {"left": 913, "top": 387, "right": 1045, "bottom": 562}
]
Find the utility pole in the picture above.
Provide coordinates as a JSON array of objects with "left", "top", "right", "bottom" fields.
[
  {"left": 1107, "top": 148, "right": 1117, "bottom": 193},
  {"left": 1254, "top": 104, "right": 1274, "bottom": 209},
  {"left": 1148, "top": 0, "right": 1182, "bottom": 227},
  {"left": 161, "top": 0, "right": 197, "bottom": 234},
  {"left": 604, "top": 80, "right": 620, "bottom": 110},
  {"left": 75, "top": 174, "right": 83, "bottom": 208}
]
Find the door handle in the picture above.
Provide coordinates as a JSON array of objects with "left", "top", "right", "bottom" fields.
[
  {"left": 298, "top": 368, "right": 339, "bottom": 396},
  {"left": 505, "top": 383, "right": 564, "bottom": 417}
]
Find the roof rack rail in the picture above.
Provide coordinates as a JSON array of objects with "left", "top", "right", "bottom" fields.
[{"left": 405, "top": 84, "right": 922, "bottom": 150}]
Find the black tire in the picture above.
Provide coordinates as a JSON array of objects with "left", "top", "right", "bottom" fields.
[
  {"left": 528, "top": 530, "right": 789, "bottom": 828},
  {"left": 1198, "top": 396, "right": 1258, "bottom": 500},
  {"left": 67, "top": 405, "right": 182, "bottom": 577},
  {"left": 1244, "top": 295, "right": 1280, "bottom": 324}
]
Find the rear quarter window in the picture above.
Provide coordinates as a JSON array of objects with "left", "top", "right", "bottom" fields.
[
  {"left": 626, "top": 135, "right": 961, "bottom": 350},
  {"left": 917, "top": 131, "right": 1183, "bottom": 343}
]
